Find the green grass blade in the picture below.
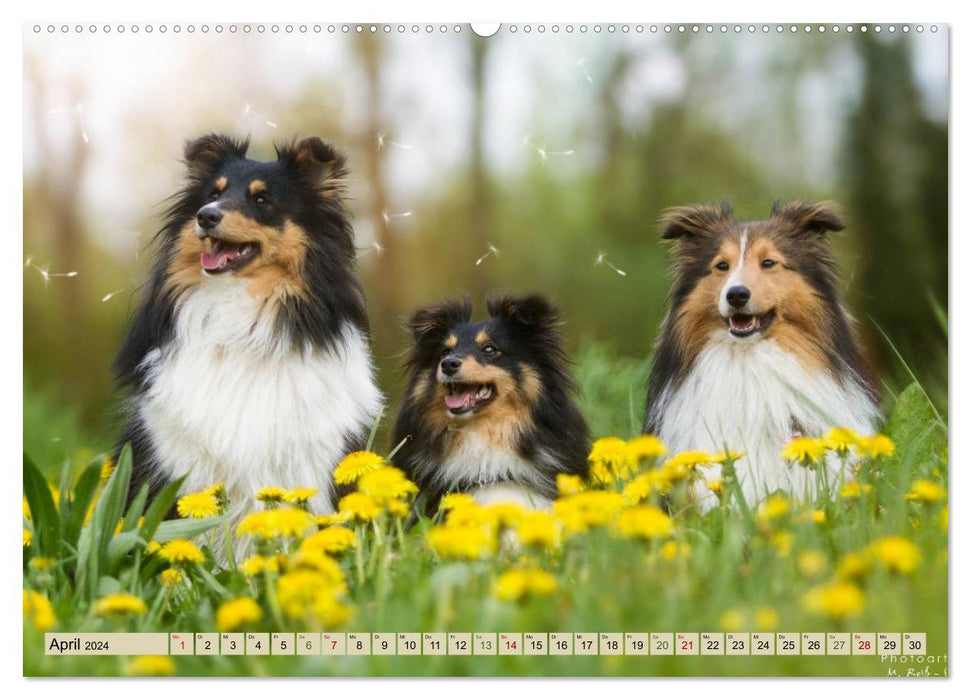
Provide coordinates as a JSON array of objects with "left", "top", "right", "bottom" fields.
[
  {"left": 139, "top": 475, "right": 187, "bottom": 544},
  {"left": 23, "top": 454, "right": 60, "bottom": 559},
  {"left": 868, "top": 315, "right": 944, "bottom": 426},
  {"left": 92, "top": 444, "right": 133, "bottom": 560},
  {"left": 153, "top": 515, "right": 228, "bottom": 542},
  {"left": 122, "top": 483, "right": 150, "bottom": 534},
  {"left": 63, "top": 461, "right": 102, "bottom": 551}
]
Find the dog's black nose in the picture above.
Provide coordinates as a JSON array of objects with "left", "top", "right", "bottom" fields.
[
  {"left": 196, "top": 205, "right": 223, "bottom": 231},
  {"left": 726, "top": 285, "right": 751, "bottom": 309},
  {"left": 440, "top": 357, "right": 462, "bottom": 376}
]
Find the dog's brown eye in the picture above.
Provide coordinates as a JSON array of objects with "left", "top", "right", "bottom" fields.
[
  {"left": 255, "top": 194, "right": 268, "bottom": 205},
  {"left": 208, "top": 190, "right": 220, "bottom": 200},
  {"left": 482, "top": 344, "right": 498, "bottom": 356},
  {"left": 715, "top": 261, "right": 729, "bottom": 272},
  {"left": 762, "top": 258, "right": 776, "bottom": 269}
]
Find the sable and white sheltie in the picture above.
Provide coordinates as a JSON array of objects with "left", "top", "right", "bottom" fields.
[
  {"left": 392, "top": 295, "right": 590, "bottom": 511},
  {"left": 644, "top": 201, "right": 880, "bottom": 510},
  {"left": 114, "top": 134, "right": 383, "bottom": 527}
]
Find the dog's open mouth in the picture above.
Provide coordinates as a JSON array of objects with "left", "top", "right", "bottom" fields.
[
  {"left": 200, "top": 238, "right": 260, "bottom": 274},
  {"left": 443, "top": 383, "right": 496, "bottom": 415},
  {"left": 728, "top": 310, "right": 775, "bottom": 338}
]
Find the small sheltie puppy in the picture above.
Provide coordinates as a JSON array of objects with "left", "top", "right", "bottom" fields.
[
  {"left": 392, "top": 295, "right": 590, "bottom": 511},
  {"left": 645, "top": 201, "right": 880, "bottom": 510},
  {"left": 115, "top": 134, "right": 383, "bottom": 528}
]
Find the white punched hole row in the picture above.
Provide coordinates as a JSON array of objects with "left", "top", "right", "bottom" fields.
[{"left": 31, "top": 24, "right": 939, "bottom": 36}]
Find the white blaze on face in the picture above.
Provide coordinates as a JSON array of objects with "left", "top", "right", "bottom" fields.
[{"left": 718, "top": 228, "right": 749, "bottom": 317}]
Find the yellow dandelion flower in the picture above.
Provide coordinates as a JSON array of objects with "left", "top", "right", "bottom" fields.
[
  {"left": 336, "top": 492, "right": 381, "bottom": 523},
  {"left": 493, "top": 568, "right": 558, "bottom": 602},
  {"left": 23, "top": 528, "right": 32, "bottom": 548},
  {"left": 623, "top": 471, "right": 668, "bottom": 504},
  {"left": 23, "top": 496, "right": 32, "bottom": 521},
  {"left": 515, "top": 511, "right": 559, "bottom": 549},
  {"left": 386, "top": 498, "right": 410, "bottom": 518},
  {"left": 445, "top": 503, "right": 492, "bottom": 528},
  {"left": 553, "top": 490, "right": 626, "bottom": 535},
  {"left": 711, "top": 449, "right": 745, "bottom": 464},
  {"left": 160, "top": 569, "right": 182, "bottom": 587},
  {"left": 439, "top": 493, "right": 476, "bottom": 511},
  {"left": 29, "top": 557, "right": 56, "bottom": 571},
  {"left": 614, "top": 505, "right": 673, "bottom": 540},
  {"left": 256, "top": 487, "right": 289, "bottom": 505},
  {"left": 240, "top": 554, "right": 280, "bottom": 577},
  {"left": 627, "top": 435, "right": 668, "bottom": 462},
  {"left": 755, "top": 606, "right": 779, "bottom": 631},
  {"left": 301, "top": 526, "right": 356, "bottom": 556},
  {"left": 706, "top": 477, "right": 724, "bottom": 495},
  {"left": 867, "top": 536, "right": 921, "bottom": 575},
  {"left": 823, "top": 427, "right": 860, "bottom": 454},
  {"left": 216, "top": 597, "right": 263, "bottom": 632},
  {"left": 588, "top": 437, "right": 636, "bottom": 485},
  {"left": 719, "top": 609, "right": 745, "bottom": 632},
  {"left": 794, "top": 508, "right": 827, "bottom": 525},
  {"left": 769, "top": 530, "right": 795, "bottom": 557},
  {"left": 285, "top": 487, "right": 319, "bottom": 506},
  {"left": 358, "top": 467, "right": 418, "bottom": 505},
  {"left": 427, "top": 524, "right": 496, "bottom": 560},
  {"left": 126, "top": 656, "right": 174, "bottom": 677},
  {"left": 100, "top": 457, "right": 115, "bottom": 481},
  {"left": 835, "top": 551, "right": 871, "bottom": 580},
  {"left": 276, "top": 569, "right": 349, "bottom": 621},
  {"left": 23, "top": 589, "right": 56, "bottom": 630},
  {"left": 661, "top": 451, "right": 716, "bottom": 482},
  {"left": 158, "top": 539, "right": 205, "bottom": 565},
  {"left": 176, "top": 491, "right": 221, "bottom": 519},
  {"left": 556, "top": 473, "right": 585, "bottom": 497},
  {"left": 94, "top": 592, "right": 148, "bottom": 617},
  {"left": 484, "top": 502, "right": 527, "bottom": 528},
  {"left": 315, "top": 512, "right": 352, "bottom": 528},
  {"left": 333, "top": 451, "right": 386, "bottom": 486},
  {"left": 941, "top": 505, "right": 948, "bottom": 532},
  {"left": 905, "top": 479, "right": 946, "bottom": 503},
  {"left": 855, "top": 434, "right": 895, "bottom": 459},
  {"left": 797, "top": 550, "right": 829, "bottom": 578},
  {"left": 290, "top": 552, "right": 347, "bottom": 590},
  {"left": 801, "top": 582, "right": 865, "bottom": 620},
  {"left": 237, "top": 508, "right": 313, "bottom": 539},
  {"left": 756, "top": 494, "right": 791, "bottom": 522},
  {"left": 660, "top": 540, "right": 691, "bottom": 561},
  {"left": 311, "top": 591, "right": 353, "bottom": 628},
  {"left": 839, "top": 482, "right": 873, "bottom": 499},
  {"left": 144, "top": 541, "right": 161, "bottom": 555},
  {"left": 781, "top": 436, "right": 826, "bottom": 466}
]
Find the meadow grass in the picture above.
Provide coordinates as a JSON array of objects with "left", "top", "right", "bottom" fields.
[{"left": 23, "top": 344, "right": 948, "bottom": 677}]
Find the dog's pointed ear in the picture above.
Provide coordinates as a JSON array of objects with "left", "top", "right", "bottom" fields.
[
  {"left": 183, "top": 134, "right": 249, "bottom": 179},
  {"left": 771, "top": 200, "right": 845, "bottom": 236},
  {"left": 278, "top": 137, "right": 347, "bottom": 196},
  {"left": 408, "top": 297, "right": 473, "bottom": 344},
  {"left": 661, "top": 201, "right": 734, "bottom": 241},
  {"left": 487, "top": 294, "right": 559, "bottom": 331}
]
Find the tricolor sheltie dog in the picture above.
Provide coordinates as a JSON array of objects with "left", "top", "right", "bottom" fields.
[
  {"left": 392, "top": 295, "right": 590, "bottom": 511},
  {"left": 115, "top": 134, "right": 383, "bottom": 526},
  {"left": 644, "top": 201, "right": 880, "bottom": 510}
]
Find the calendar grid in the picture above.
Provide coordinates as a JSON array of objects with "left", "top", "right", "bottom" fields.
[{"left": 44, "top": 632, "right": 928, "bottom": 657}]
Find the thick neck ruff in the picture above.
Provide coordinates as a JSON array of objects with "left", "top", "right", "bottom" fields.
[
  {"left": 649, "top": 332, "right": 878, "bottom": 510},
  {"left": 134, "top": 277, "right": 383, "bottom": 525}
]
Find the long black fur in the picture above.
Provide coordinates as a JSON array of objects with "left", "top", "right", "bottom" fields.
[
  {"left": 114, "top": 133, "right": 371, "bottom": 506},
  {"left": 392, "top": 294, "right": 590, "bottom": 511}
]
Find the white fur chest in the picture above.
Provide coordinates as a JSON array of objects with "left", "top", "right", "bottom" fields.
[
  {"left": 135, "top": 279, "right": 383, "bottom": 522},
  {"left": 436, "top": 432, "right": 552, "bottom": 508},
  {"left": 653, "top": 333, "right": 878, "bottom": 510}
]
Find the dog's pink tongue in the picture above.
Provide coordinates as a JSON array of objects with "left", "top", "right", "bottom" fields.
[
  {"left": 200, "top": 242, "right": 232, "bottom": 271},
  {"left": 445, "top": 389, "right": 476, "bottom": 410}
]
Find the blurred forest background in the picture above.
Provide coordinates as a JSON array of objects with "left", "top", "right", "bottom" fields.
[{"left": 23, "top": 25, "right": 948, "bottom": 460}]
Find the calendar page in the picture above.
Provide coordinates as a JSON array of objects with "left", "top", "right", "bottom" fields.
[{"left": 22, "top": 19, "right": 948, "bottom": 679}]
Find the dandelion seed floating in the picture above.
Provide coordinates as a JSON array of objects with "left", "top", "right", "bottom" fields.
[
  {"left": 577, "top": 58, "right": 594, "bottom": 84},
  {"left": 25, "top": 259, "right": 78, "bottom": 287},
  {"left": 377, "top": 133, "right": 413, "bottom": 151},
  {"left": 381, "top": 210, "right": 413, "bottom": 225},
  {"left": 595, "top": 252, "right": 627, "bottom": 277},
  {"left": 475, "top": 243, "right": 500, "bottom": 266},
  {"left": 49, "top": 103, "right": 89, "bottom": 143},
  {"left": 101, "top": 288, "right": 125, "bottom": 303},
  {"left": 523, "top": 136, "right": 575, "bottom": 166},
  {"left": 242, "top": 104, "right": 278, "bottom": 129}
]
